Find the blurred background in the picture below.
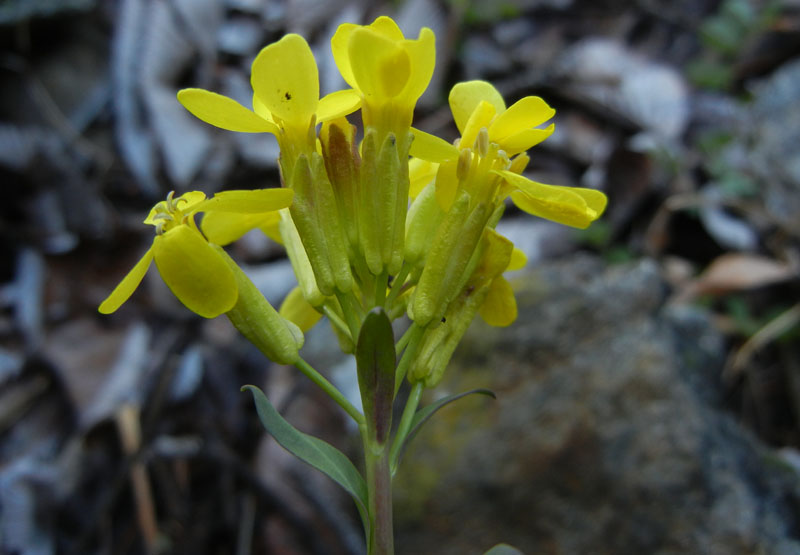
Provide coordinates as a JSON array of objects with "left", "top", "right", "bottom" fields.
[{"left": 2, "top": 0, "right": 800, "bottom": 553}]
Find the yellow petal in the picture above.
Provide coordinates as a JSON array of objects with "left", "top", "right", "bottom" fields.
[
  {"left": 144, "top": 191, "right": 207, "bottom": 225},
  {"left": 98, "top": 247, "right": 154, "bottom": 314},
  {"left": 409, "top": 128, "right": 459, "bottom": 163},
  {"left": 152, "top": 225, "right": 237, "bottom": 318},
  {"left": 251, "top": 93, "right": 275, "bottom": 121},
  {"left": 570, "top": 186, "right": 609, "bottom": 216},
  {"left": 497, "top": 170, "right": 607, "bottom": 229},
  {"left": 408, "top": 158, "right": 438, "bottom": 199},
  {"left": 479, "top": 276, "right": 517, "bottom": 327},
  {"left": 510, "top": 188, "right": 596, "bottom": 229},
  {"left": 460, "top": 100, "right": 497, "bottom": 154},
  {"left": 201, "top": 212, "right": 277, "bottom": 246},
  {"left": 448, "top": 81, "right": 505, "bottom": 135},
  {"left": 331, "top": 23, "right": 359, "bottom": 89},
  {"left": 177, "top": 89, "right": 278, "bottom": 134},
  {"left": 251, "top": 34, "right": 319, "bottom": 126},
  {"left": 507, "top": 246, "right": 527, "bottom": 271},
  {"left": 478, "top": 228, "right": 514, "bottom": 278},
  {"left": 258, "top": 211, "right": 283, "bottom": 245},
  {"left": 398, "top": 27, "right": 436, "bottom": 105},
  {"left": 434, "top": 159, "right": 459, "bottom": 211},
  {"left": 499, "top": 124, "right": 555, "bottom": 155},
  {"left": 490, "top": 96, "right": 555, "bottom": 142},
  {"left": 369, "top": 15, "right": 405, "bottom": 40},
  {"left": 316, "top": 89, "right": 361, "bottom": 122},
  {"left": 349, "top": 27, "right": 410, "bottom": 99},
  {"left": 279, "top": 286, "right": 323, "bottom": 332},
  {"left": 193, "top": 188, "right": 293, "bottom": 214}
]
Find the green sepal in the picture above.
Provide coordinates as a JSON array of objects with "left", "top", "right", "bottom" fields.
[
  {"left": 278, "top": 210, "right": 325, "bottom": 307},
  {"left": 288, "top": 154, "right": 336, "bottom": 295},
  {"left": 321, "top": 120, "right": 360, "bottom": 256},
  {"left": 391, "top": 388, "right": 495, "bottom": 472},
  {"left": 376, "top": 133, "right": 400, "bottom": 272},
  {"left": 309, "top": 152, "right": 354, "bottom": 293},
  {"left": 411, "top": 190, "right": 470, "bottom": 326},
  {"left": 355, "top": 308, "right": 396, "bottom": 445},
  {"left": 484, "top": 544, "right": 524, "bottom": 555},
  {"left": 243, "top": 385, "right": 369, "bottom": 533},
  {"left": 359, "top": 128, "right": 383, "bottom": 275},
  {"left": 214, "top": 245, "right": 302, "bottom": 365},
  {"left": 404, "top": 181, "right": 444, "bottom": 266}
]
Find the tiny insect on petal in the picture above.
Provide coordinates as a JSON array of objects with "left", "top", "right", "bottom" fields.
[{"left": 251, "top": 34, "right": 319, "bottom": 127}]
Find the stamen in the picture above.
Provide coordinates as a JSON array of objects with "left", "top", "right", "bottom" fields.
[
  {"left": 475, "top": 128, "right": 489, "bottom": 158},
  {"left": 151, "top": 213, "right": 174, "bottom": 222},
  {"left": 166, "top": 190, "right": 176, "bottom": 211},
  {"left": 456, "top": 148, "right": 472, "bottom": 181}
]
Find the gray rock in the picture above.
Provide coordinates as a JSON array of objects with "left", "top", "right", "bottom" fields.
[
  {"left": 395, "top": 255, "right": 800, "bottom": 554},
  {"left": 462, "top": 35, "right": 513, "bottom": 80},
  {"left": 750, "top": 59, "right": 800, "bottom": 234},
  {"left": 556, "top": 39, "right": 689, "bottom": 140}
]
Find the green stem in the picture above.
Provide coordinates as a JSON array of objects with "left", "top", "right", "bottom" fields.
[
  {"left": 321, "top": 303, "right": 351, "bottom": 341},
  {"left": 336, "top": 292, "right": 363, "bottom": 341},
  {"left": 384, "top": 263, "right": 411, "bottom": 312},
  {"left": 389, "top": 381, "right": 423, "bottom": 475},
  {"left": 394, "top": 322, "right": 418, "bottom": 356},
  {"left": 363, "top": 431, "right": 394, "bottom": 555},
  {"left": 394, "top": 324, "right": 426, "bottom": 393},
  {"left": 294, "top": 358, "right": 364, "bottom": 425},
  {"left": 374, "top": 270, "right": 389, "bottom": 309}
]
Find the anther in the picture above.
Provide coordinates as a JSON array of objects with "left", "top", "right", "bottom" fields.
[
  {"left": 475, "top": 128, "right": 489, "bottom": 158},
  {"left": 456, "top": 148, "right": 472, "bottom": 181}
]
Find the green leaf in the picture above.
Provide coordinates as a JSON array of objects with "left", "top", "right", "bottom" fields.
[
  {"left": 355, "top": 308, "right": 396, "bottom": 444},
  {"left": 242, "top": 385, "right": 369, "bottom": 530},
  {"left": 484, "top": 544, "right": 524, "bottom": 555},
  {"left": 394, "top": 388, "right": 495, "bottom": 468}
]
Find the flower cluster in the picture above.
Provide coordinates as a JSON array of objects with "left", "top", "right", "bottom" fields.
[{"left": 100, "top": 16, "right": 606, "bottom": 387}]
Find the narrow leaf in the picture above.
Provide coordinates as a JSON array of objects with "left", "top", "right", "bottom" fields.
[
  {"left": 355, "top": 308, "right": 396, "bottom": 444},
  {"left": 484, "top": 544, "right": 524, "bottom": 555},
  {"left": 395, "top": 388, "right": 495, "bottom": 467},
  {"left": 242, "top": 385, "right": 369, "bottom": 529}
]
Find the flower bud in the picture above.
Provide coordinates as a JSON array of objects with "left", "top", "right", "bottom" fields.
[
  {"left": 405, "top": 181, "right": 444, "bottom": 266},
  {"left": 213, "top": 245, "right": 303, "bottom": 365},
  {"left": 278, "top": 210, "right": 325, "bottom": 307}
]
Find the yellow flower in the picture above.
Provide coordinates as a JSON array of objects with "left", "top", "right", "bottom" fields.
[
  {"left": 331, "top": 16, "right": 434, "bottom": 136},
  {"left": 98, "top": 189, "right": 293, "bottom": 318},
  {"left": 478, "top": 239, "right": 527, "bottom": 327},
  {"left": 449, "top": 80, "right": 555, "bottom": 157},
  {"left": 177, "top": 34, "right": 360, "bottom": 163}
]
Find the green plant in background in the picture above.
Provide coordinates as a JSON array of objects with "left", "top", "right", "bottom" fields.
[
  {"left": 99, "top": 16, "right": 606, "bottom": 554},
  {"left": 687, "top": 0, "right": 780, "bottom": 90}
]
